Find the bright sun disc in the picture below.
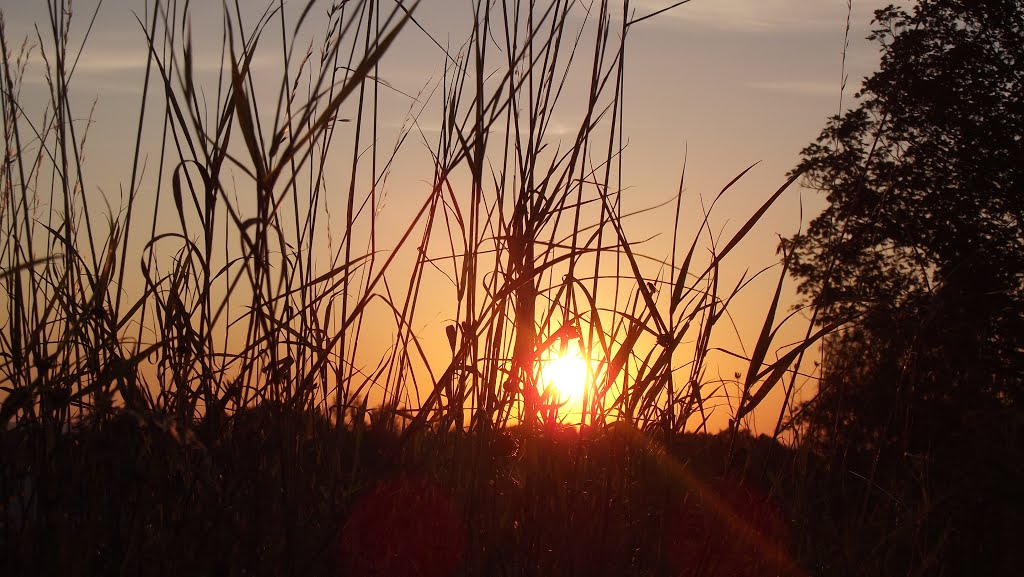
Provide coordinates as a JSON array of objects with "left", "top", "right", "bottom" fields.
[{"left": 539, "top": 341, "right": 588, "bottom": 403}]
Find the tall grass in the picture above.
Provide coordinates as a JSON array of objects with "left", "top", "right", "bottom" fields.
[{"left": 1, "top": 1, "right": 834, "bottom": 575}]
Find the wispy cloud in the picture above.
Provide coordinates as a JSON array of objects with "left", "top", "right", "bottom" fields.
[
  {"left": 629, "top": 0, "right": 900, "bottom": 32},
  {"left": 745, "top": 79, "right": 850, "bottom": 96},
  {"left": 27, "top": 51, "right": 277, "bottom": 77}
]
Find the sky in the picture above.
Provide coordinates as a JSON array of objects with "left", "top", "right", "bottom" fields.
[{"left": 1, "top": 0, "right": 901, "bottom": 433}]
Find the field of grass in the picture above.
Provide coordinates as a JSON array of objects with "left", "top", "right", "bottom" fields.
[{"left": 0, "top": 1, "right": 945, "bottom": 575}]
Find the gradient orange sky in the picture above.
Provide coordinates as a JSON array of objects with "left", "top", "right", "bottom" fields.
[{"left": 2, "top": 0, "right": 900, "bottom": 433}]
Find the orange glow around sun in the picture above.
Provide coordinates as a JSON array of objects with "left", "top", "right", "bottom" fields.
[{"left": 538, "top": 339, "right": 590, "bottom": 411}]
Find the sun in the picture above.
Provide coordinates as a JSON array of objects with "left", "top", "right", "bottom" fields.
[{"left": 538, "top": 339, "right": 589, "bottom": 405}]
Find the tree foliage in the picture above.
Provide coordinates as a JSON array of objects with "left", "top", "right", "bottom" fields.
[
  {"left": 789, "top": 2, "right": 1023, "bottom": 573},
  {"left": 792, "top": 0, "right": 1024, "bottom": 320},
  {"left": 791, "top": 0, "right": 1023, "bottom": 436}
]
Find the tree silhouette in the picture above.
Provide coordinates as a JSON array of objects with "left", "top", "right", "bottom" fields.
[{"left": 787, "top": 1, "right": 1023, "bottom": 574}]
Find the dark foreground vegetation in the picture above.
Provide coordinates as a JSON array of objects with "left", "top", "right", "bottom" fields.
[
  {"left": 2, "top": 0, "right": 1021, "bottom": 575},
  {"left": 3, "top": 401, "right": 1021, "bottom": 576},
  {"left": 0, "top": 404, "right": 906, "bottom": 577}
]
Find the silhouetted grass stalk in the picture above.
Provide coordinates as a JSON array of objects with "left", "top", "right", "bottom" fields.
[{"left": 0, "top": 1, "right": 833, "bottom": 574}]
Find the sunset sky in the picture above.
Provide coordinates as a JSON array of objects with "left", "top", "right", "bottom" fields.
[{"left": 2, "top": 0, "right": 900, "bottom": 432}]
